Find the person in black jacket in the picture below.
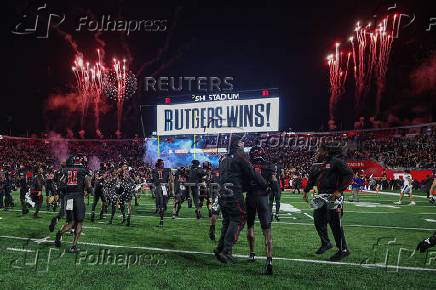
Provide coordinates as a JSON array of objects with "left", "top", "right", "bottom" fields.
[
  {"left": 18, "top": 171, "right": 30, "bottom": 214},
  {"left": 246, "top": 145, "right": 277, "bottom": 274},
  {"left": 30, "top": 167, "right": 45, "bottom": 218},
  {"left": 151, "top": 159, "right": 171, "bottom": 228},
  {"left": 303, "top": 143, "right": 353, "bottom": 262},
  {"left": 214, "top": 134, "right": 269, "bottom": 264},
  {"left": 187, "top": 159, "right": 207, "bottom": 219}
]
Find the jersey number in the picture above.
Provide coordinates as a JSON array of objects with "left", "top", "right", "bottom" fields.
[
  {"left": 67, "top": 170, "right": 78, "bottom": 185},
  {"left": 158, "top": 170, "right": 163, "bottom": 179}
]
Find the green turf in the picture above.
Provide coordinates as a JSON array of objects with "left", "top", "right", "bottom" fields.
[{"left": 0, "top": 190, "right": 435, "bottom": 289}]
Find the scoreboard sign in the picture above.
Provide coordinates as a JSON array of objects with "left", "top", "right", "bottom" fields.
[{"left": 156, "top": 95, "right": 279, "bottom": 135}]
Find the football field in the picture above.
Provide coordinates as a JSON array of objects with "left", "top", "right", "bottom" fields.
[{"left": 1, "top": 190, "right": 435, "bottom": 289}]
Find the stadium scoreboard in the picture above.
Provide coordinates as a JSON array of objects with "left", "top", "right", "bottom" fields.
[{"left": 156, "top": 89, "right": 279, "bottom": 135}]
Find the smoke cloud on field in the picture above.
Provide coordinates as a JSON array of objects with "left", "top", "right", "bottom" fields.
[
  {"left": 410, "top": 51, "right": 436, "bottom": 94},
  {"left": 88, "top": 155, "right": 101, "bottom": 170},
  {"left": 144, "top": 137, "right": 219, "bottom": 168},
  {"left": 47, "top": 131, "right": 69, "bottom": 164}
]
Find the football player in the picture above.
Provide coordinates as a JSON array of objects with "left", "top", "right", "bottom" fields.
[
  {"left": 394, "top": 170, "right": 415, "bottom": 206},
  {"left": 246, "top": 145, "right": 276, "bottom": 274},
  {"left": 152, "top": 159, "right": 171, "bottom": 227},
  {"left": 45, "top": 167, "right": 57, "bottom": 211},
  {"left": 208, "top": 165, "right": 221, "bottom": 241},
  {"left": 49, "top": 162, "right": 67, "bottom": 232},
  {"left": 18, "top": 171, "right": 30, "bottom": 214},
  {"left": 90, "top": 163, "right": 107, "bottom": 222},
  {"left": 187, "top": 160, "right": 207, "bottom": 219},
  {"left": 30, "top": 167, "right": 45, "bottom": 218},
  {"left": 54, "top": 154, "right": 92, "bottom": 253},
  {"left": 172, "top": 166, "right": 187, "bottom": 219}
]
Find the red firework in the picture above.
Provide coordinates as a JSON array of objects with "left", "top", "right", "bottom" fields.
[
  {"left": 327, "top": 42, "right": 351, "bottom": 129},
  {"left": 72, "top": 49, "right": 105, "bottom": 132}
]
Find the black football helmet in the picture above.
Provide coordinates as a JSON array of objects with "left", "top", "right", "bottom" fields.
[
  {"left": 191, "top": 160, "right": 200, "bottom": 167},
  {"left": 155, "top": 159, "right": 164, "bottom": 168},
  {"left": 66, "top": 154, "right": 86, "bottom": 167},
  {"left": 249, "top": 145, "right": 265, "bottom": 162},
  {"left": 202, "top": 161, "right": 211, "bottom": 170}
]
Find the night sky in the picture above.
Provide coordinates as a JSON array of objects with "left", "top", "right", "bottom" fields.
[{"left": 3, "top": 0, "right": 435, "bottom": 138}]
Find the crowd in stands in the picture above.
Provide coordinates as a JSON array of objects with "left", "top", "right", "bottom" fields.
[{"left": 0, "top": 125, "right": 434, "bottom": 182}]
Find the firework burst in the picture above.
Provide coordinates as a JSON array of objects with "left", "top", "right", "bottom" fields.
[
  {"left": 327, "top": 42, "right": 351, "bottom": 129},
  {"left": 72, "top": 50, "right": 105, "bottom": 132},
  {"left": 103, "top": 58, "right": 138, "bottom": 134}
]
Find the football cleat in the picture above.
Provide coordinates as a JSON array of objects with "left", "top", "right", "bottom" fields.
[
  {"left": 408, "top": 201, "right": 416, "bottom": 206},
  {"left": 316, "top": 242, "right": 333, "bottom": 254},
  {"left": 274, "top": 214, "right": 280, "bottom": 221},
  {"left": 54, "top": 231, "right": 62, "bottom": 248},
  {"left": 69, "top": 245, "right": 80, "bottom": 253},
  {"left": 209, "top": 225, "right": 216, "bottom": 241},
  {"left": 265, "top": 258, "right": 273, "bottom": 275},
  {"left": 248, "top": 252, "right": 256, "bottom": 262},
  {"left": 216, "top": 252, "right": 238, "bottom": 264},
  {"left": 329, "top": 249, "right": 351, "bottom": 261},
  {"left": 49, "top": 217, "right": 57, "bottom": 232}
]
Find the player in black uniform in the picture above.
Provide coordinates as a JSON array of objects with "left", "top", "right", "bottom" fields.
[
  {"left": 172, "top": 166, "right": 187, "bottom": 219},
  {"left": 45, "top": 167, "right": 57, "bottom": 211},
  {"left": 90, "top": 163, "right": 107, "bottom": 222},
  {"left": 54, "top": 154, "right": 92, "bottom": 253},
  {"left": 208, "top": 165, "right": 221, "bottom": 241},
  {"left": 303, "top": 143, "right": 353, "bottom": 261},
  {"left": 269, "top": 163, "right": 282, "bottom": 222},
  {"left": 152, "top": 159, "right": 171, "bottom": 227},
  {"left": 246, "top": 146, "right": 278, "bottom": 274},
  {"left": 214, "top": 135, "right": 269, "bottom": 264},
  {"left": 49, "top": 162, "right": 67, "bottom": 232},
  {"left": 18, "top": 171, "right": 30, "bottom": 214},
  {"left": 187, "top": 160, "right": 207, "bottom": 219},
  {"left": 293, "top": 174, "right": 303, "bottom": 194},
  {"left": 0, "top": 164, "right": 14, "bottom": 210},
  {"left": 202, "top": 161, "right": 215, "bottom": 218},
  {"left": 30, "top": 167, "right": 44, "bottom": 218}
]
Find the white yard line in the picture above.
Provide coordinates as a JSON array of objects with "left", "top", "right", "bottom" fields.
[
  {"left": 0, "top": 235, "right": 434, "bottom": 272},
  {"left": 303, "top": 213, "right": 314, "bottom": 220},
  {"left": 274, "top": 221, "right": 435, "bottom": 231},
  {"left": 1, "top": 209, "right": 433, "bottom": 231},
  {"left": 6, "top": 247, "right": 34, "bottom": 253}
]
